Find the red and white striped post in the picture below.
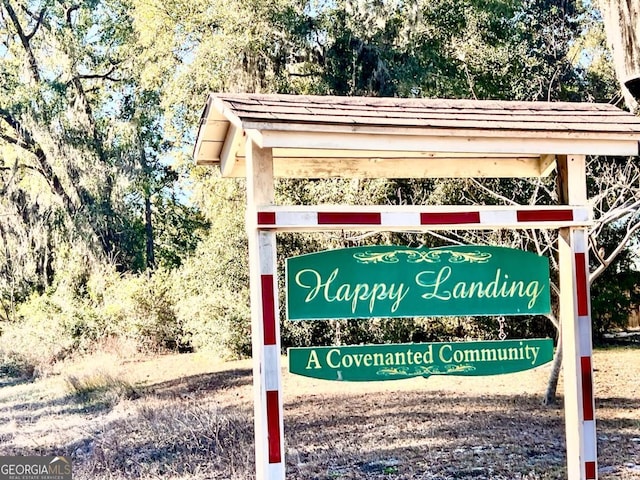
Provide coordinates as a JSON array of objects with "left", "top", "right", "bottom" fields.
[
  {"left": 559, "top": 155, "right": 597, "bottom": 479},
  {"left": 246, "top": 139, "right": 285, "bottom": 480}
]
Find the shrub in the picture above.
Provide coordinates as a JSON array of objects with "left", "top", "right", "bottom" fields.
[
  {"left": 108, "top": 269, "right": 182, "bottom": 352},
  {"left": 0, "top": 294, "right": 77, "bottom": 377},
  {"left": 176, "top": 289, "right": 251, "bottom": 359},
  {"left": 0, "top": 350, "right": 36, "bottom": 379},
  {"left": 0, "top": 265, "right": 186, "bottom": 375}
]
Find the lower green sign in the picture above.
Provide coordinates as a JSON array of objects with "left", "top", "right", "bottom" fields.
[{"left": 288, "top": 339, "right": 554, "bottom": 381}]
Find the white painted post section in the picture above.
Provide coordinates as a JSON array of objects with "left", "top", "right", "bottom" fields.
[
  {"left": 245, "top": 138, "right": 285, "bottom": 480},
  {"left": 559, "top": 154, "right": 597, "bottom": 480}
]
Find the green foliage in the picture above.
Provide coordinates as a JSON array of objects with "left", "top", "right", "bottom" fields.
[
  {"left": 172, "top": 172, "right": 252, "bottom": 358},
  {"left": 0, "top": 0, "right": 207, "bottom": 307},
  {"left": 123, "top": 271, "right": 183, "bottom": 352},
  {"left": 0, "top": 350, "right": 36, "bottom": 379},
  {"left": 0, "top": 294, "right": 76, "bottom": 377},
  {"left": 0, "top": 264, "right": 185, "bottom": 376},
  {"left": 590, "top": 230, "right": 640, "bottom": 341},
  {"left": 177, "top": 288, "right": 251, "bottom": 358},
  {"left": 1, "top": 0, "right": 636, "bottom": 365},
  {"left": 591, "top": 272, "right": 639, "bottom": 340},
  {"left": 292, "top": 0, "right": 590, "bottom": 101}
]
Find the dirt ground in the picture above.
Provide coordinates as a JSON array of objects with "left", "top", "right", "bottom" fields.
[
  {"left": 280, "top": 347, "right": 640, "bottom": 479},
  {"left": 0, "top": 347, "right": 638, "bottom": 479}
]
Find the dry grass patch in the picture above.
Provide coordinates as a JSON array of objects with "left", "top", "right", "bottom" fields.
[
  {"left": 281, "top": 347, "right": 640, "bottom": 479},
  {"left": 65, "top": 371, "right": 139, "bottom": 407},
  {"left": 0, "top": 348, "right": 638, "bottom": 479},
  {"left": 285, "top": 389, "right": 567, "bottom": 479},
  {"left": 70, "top": 398, "right": 254, "bottom": 479}
]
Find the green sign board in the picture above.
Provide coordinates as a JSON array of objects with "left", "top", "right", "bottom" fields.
[
  {"left": 286, "top": 245, "right": 551, "bottom": 320},
  {"left": 289, "top": 339, "right": 554, "bottom": 381}
]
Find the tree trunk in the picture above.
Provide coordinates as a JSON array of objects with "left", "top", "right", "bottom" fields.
[
  {"left": 599, "top": 0, "right": 640, "bottom": 111},
  {"left": 139, "top": 137, "right": 155, "bottom": 270},
  {"left": 144, "top": 193, "right": 155, "bottom": 269},
  {"left": 543, "top": 325, "right": 563, "bottom": 405}
]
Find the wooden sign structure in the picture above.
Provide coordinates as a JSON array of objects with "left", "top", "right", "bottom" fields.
[{"left": 193, "top": 93, "right": 640, "bottom": 480}]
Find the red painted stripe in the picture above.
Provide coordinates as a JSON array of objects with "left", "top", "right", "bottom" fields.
[
  {"left": 575, "top": 252, "right": 589, "bottom": 316},
  {"left": 581, "top": 356, "right": 595, "bottom": 421},
  {"left": 266, "top": 390, "right": 282, "bottom": 463},
  {"left": 317, "top": 212, "right": 381, "bottom": 224},
  {"left": 420, "top": 211, "right": 480, "bottom": 225},
  {"left": 257, "top": 211, "right": 276, "bottom": 225},
  {"left": 261, "top": 275, "right": 276, "bottom": 345},
  {"left": 585, "top": 461, "right": 596, "bottom": 479},
  {"left": 516, "top": 209, "right": 573, "bottom": 222}
]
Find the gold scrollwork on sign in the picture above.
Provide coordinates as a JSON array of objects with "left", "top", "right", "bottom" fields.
[
  {"left": 354, "top": 249, "right": 491, "bottom": 264},
  {"left": 375, "top": 364, "right": 477, "bottom": 378}
]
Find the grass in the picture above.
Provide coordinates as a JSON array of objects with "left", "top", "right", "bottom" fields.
[
  {"left": 65, "top": 371, "right": 139, "bottom": 408},
  {"left": 0, "top": 347, "right": 638, "bottom": 479}
]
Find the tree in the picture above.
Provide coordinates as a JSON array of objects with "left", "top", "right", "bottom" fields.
[
  {"left": 0, "top": 0, "right": 127, "bottom": 314},
  {"left": 0, "top": 0, "right": 205, "bottom": 315},
  {"left": 1, "top": 0, "right": 630, "bottom": 379},
  {"left": 140, "top": 0, "right": 614, "bottom": 346},
  {"left": 598, "top": 0, "right": 640, "bottom": 111}
]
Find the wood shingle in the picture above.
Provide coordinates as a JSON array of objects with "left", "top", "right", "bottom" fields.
[{"left": 194, "top": 93, "right": 640, "bottom": 178}]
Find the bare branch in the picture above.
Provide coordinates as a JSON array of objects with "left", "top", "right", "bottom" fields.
[
  {"left": 24, "top": 5, "right": 46, "bottom": 41},
  {"left": 65, "top": 4, "right": 79, "bottom": 26},
  {"left": 547, "top": 65, "right": 561, "bottom": 102},
  {"left": 69, "top": 76, "right": 107, "bottom": 165},
  {"left": 529, "top": 227, "right": 545, "bottom": 258},
  {"left": 288, "top": 72, "right": 318, "bottom": 78},
  {"left": 75, "top": 66, "right": 122, "bottom": 82},
  {"left": 422, "top": 229, "right": 466, "bottom": 246},
  {"left": 0, "top": 107, "right": 77, "bottom": 214},
  {"left": 0, "top": 131, "right": 29, "bottom": 149},
  {"left": 2, "top": 0, "right": 41, "bottom": 82},
  {"left": 590, "top": 219, "right": 640, "bottom": 284},
  {"left": 588, "top": 233, "right": 606, "bottom": 263},
  {"left": 529, "top": 177, "right": 543, "bottom": 205},
  {"left": 462, "top": 63, "right": 478, "bottom": 100},
  {"left": 545, "top": 310, "right": 559, "bottom": 330},
  {"left": 469, "top": 178, "right": 519, "bottom": 205},
  {"left": 595, "top": 199, "right": 640, "bottom": 226}
]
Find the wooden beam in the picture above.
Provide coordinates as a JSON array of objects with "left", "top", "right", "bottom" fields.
[
  {"left": 219, "top": 125, "right": 243, "bottom": 177},
  {"left": 194, "top": 140, "right": 223, "bottom": 164},
  {"left": 223, "top": 156, "right": 558, "bottom": 179},
  {"left": 556, "top": 155, "right": 569, "bottom": 204},
  {"left": 566, "top": 154, "right": 587, "bottom": 201},
  {"left": 271, "top": 157, "right": 549, "bottom": 178},
  {"left": 271, "top": 148, "right": 536, "bottom": 159},
  {"left": 257, "top": 130, "right": 640, "bottom": 156},
  {"left": 253, "top": 204, "right": 592, "bottom": 232},
  {"left": 539, "top": 154, "right": 556, "bottom": 176},
  {"left": 199, "top": 119, "right": 228, "bottom": 139},
  {"left": 250, "top": 121, "right": 640, "bottom": 141}
]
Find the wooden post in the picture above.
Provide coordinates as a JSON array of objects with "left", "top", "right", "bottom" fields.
[
  {"left": 558, "top": 154, "right": 597, "bottom": 479},
  {"left": 245, "top": 138, "right": 285, "bottom": 480}
]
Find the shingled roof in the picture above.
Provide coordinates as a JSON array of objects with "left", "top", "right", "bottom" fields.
[{"left": 194, "top": 93, "right": 640, "bottom": 178}]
